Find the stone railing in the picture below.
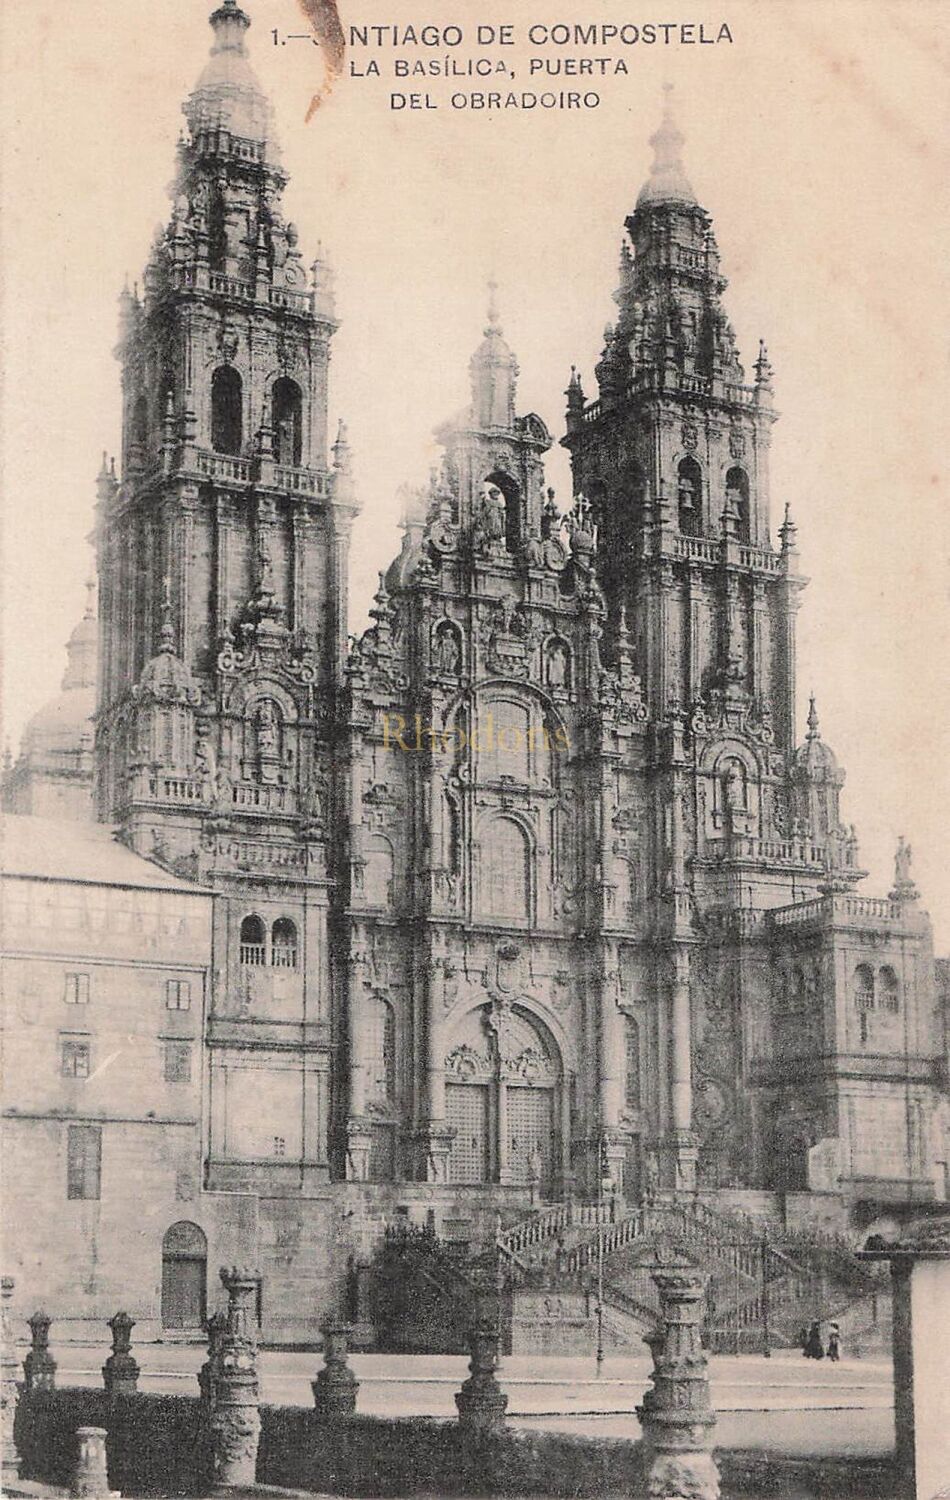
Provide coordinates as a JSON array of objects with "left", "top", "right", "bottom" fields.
[
  {"left": 196, "top": 450, "right": 252, "bottom": 484},
  {"left": 273, "top": 463, "right": 326, "bottom": 495},
  {"left": 736, "top": 543, "right": 781, "bottom": 573},
  {"left": 672, "top": 535, "right": 720, "bottom": 565},
  {"left": 770, "top": 893, "right": 907, "bottom": 931},
  {"left": 267, "top": 285, "right": 315, "bottom": 315}
]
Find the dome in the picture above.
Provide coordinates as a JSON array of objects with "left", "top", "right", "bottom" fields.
[
  {"left": 636, "top": 92, "right": 697, "bottom": 210},
  {"left": 20, "top": 588, "right": 98, "bottom": 756},
  {"left": 793, "top": 696, "right": 840, "bottom": 778},
  {"left": 185, "top": 1, "right": 278, "bottom": 156},
  {"left": 139, "top": 644, "right": 196, "bottom": 698}
]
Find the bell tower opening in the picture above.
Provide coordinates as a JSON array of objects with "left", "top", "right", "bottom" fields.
[
  {"left": 211, "top": 366, "right": 243, "bottom": 455},
  {"left": 273, "top": 377, "right": 303, "bottom": 466}
]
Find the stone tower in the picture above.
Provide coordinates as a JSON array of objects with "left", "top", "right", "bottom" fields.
[
  {"left": 560, "top": 93, "right": 937, "bottom": 1197},
  {"left": 93, "top": 0, "right": 356, "bottom": 1200}
]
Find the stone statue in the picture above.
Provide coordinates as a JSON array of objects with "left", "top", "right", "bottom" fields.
[
  {"left": 895, "top": 836, "right": 913, "bottom": 887},
  {"left": 433, "top": 625, "right": 460, "bottom": 675},
  {"left": 257, "top": 702, "right": 278, "bottom": 754},
  {"left": 724, "top": 762, "right": 745, "bottom": 814},
  {"left": 475, "top": 485, "right": 506, "bottom": 551},
  {"left": 547, "top": 642, "right": 568, "bottom": 689}
]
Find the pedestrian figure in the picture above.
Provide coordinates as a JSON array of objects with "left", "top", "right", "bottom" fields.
[
  {"left": 799, "top": 1324, "right": 809, "bottom": 1357},
  {"left": 805, "top": 1320, "right": 824, "bottom": 1359},
  {"left": 827, "top": 1322, "right": 841, "bottom": 1362}
]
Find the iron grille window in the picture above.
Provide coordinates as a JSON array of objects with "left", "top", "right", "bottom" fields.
[
  {"left": 61, "top": 1038, "right": 90, "bottom": 1078},
  {"left": 164, "top": 1041, "right": 192, "bottom": 1084},
  {"left": 67, "top": 1124, "right": 101, "bottom": 1200}
]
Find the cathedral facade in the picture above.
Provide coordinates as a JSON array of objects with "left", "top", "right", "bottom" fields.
[{"left": 4, "top": 1, "right": 946, "bottom": 1339}]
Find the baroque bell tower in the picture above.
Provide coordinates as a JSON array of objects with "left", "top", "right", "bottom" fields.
[
  {"left": 562, "top": 94, "right": 866, "bottom": 1193},
  {"left": 94, "top": 0, "right": 357, "bottom": 1196}
]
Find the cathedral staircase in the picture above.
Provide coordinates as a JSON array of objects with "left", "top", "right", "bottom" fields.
[{"left": 496, "top": 1197, "right": 883, "bottom": 1353}]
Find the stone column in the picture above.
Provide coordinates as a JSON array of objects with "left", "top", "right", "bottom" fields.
[
  {"left": 668, "top": 949, "right": 697, "bottom": 1192},
  {"left": 455, "top": 1282, "right": 508, "bottom": 1433},
  {"left": 311, "top": 1319, "right": 359, "bottom": 1417},
  {"left": 209, "top": 1267, "right": 261, "bottom": 1493},
  {"left": 636, "top": 1258, "right": 719, "bottom": 1500},
  {"left": 71, "top": 1427, "right": 117, "bottom": 1499},
  {"left": 1, "top": 1277, "right": 20, "bottom": 1484},
  {"left": 102, "top": 1312, "right": 140, "bottom": 1397},
  {"left": 198, "top": 1311, "right": 228, "bottom": 1411},
  {"left": 23, "top": 1311, "right": 56, "bottom": 1394}
]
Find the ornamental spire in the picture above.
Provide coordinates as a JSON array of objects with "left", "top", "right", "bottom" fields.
[{"left": 636, "top": 84, "right": 697, "bottom": 209}]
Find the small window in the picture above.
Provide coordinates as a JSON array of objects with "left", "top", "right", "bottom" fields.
[
  {"left": 164, "top": 1041, "right": 192, "bottom": 1084},
  {"left": 64, "top": 973, "right": 89, "bottom": 1006},
  {"left": 273, "top": 1136, "right": 286, "bottom": 1158},
  {"left": 67, "top": 1125, "right": 101, "bottom": 1200},
  {"left": 61, "top": 1038, "right": 90, "bottom": 1078},
  {"left": 271, "top": 918, "right": 297, "bottom": 969},
  {"left": 166, "top": 979, "right": 192, "bottom": 1011},
  {"left": 240, "top": 915, "right": 266, "bottom": 966}
]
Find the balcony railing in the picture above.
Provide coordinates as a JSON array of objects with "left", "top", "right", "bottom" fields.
[
  {"left": 197, "top": 451, "right": 251, "bottom": 484},
  {"left": 770, "top": 894, "right": 907, "bottom": 930}
]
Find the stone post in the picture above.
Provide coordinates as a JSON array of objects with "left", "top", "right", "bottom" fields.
[
  {"left": 71, "top": 1426, "right": 118, "bottom": 1498},
  {"left": 636, "top": 1255, "right": 719, "bottom": 1500},
  {"left": 198, "top": 1311, "right": 228, "bottom": 1410},
  {"left": 102, "top": 1313, "right": 140, "bottom": 1397},
  {"left": 209, "top": 1267, "right": 261, "bottom": 1493},
  {"left": 311, "top": 1319, "right": 359, "bottom": 1417},
  {"left": 1, "top": 1277, "right": 21, "bottom": 1484},
  {"left": 24, "top": 1310, "right": 57, "bottom": 1394},
  {"left": 455, "top": 1279, "right": 508, "bottom": 1433}
]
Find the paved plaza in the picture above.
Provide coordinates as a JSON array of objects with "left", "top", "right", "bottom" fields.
[{"left": 32, "top": 1345, "right": 894, "bottom": 1459}]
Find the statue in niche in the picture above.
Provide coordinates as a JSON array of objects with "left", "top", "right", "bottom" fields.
[
  {"left": 723, "top": 761, "right": 745, "bottom": 815},
  {"left": 547, "top": 641, "right": 569, "bottom": 690},
  {"left": 433, "top": 623, "right": 461, "bottom": 675},
  {"left": 257, "top": 701, "right": 278, "bottom": 753},
  {"left": 474, "top": 484, "right": 506, "bottom": 551}
]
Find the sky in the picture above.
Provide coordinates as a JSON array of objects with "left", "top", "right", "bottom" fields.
[{"left": 1, "top": 0, "right": 948, "bottom": 945}]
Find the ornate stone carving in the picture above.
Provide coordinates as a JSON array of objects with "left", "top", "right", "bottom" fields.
[
  {"left": 102, "top": 1312, "right": 140, "bottom": 1397},
  {"left": 311, "top": 1320, "right": 359, "bottom": 1417},
  {"left": 208, "top": 1267, "right": 261, "bottom": 1492},
  {"left": 23, "top": 1310, "right": 56, "bottom": 1394}
]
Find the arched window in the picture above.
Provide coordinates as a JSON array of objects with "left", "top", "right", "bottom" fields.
[
  {"left": 131, "top": 394, "right": 148, "bottom": 452},
  {"left": 364, "top": 835, "right": 395, "bottom": 908},
  {"left": 271, "top": 918, "right": 297, "bottom": 969},
  {"left": 211, "top": 366, "right": 242, "bottom": 455},
  {"left": 479, "top": 817, "right": 530, "bottom": 920},
  {"left": 853, "top": 963, "right": 875, "bottom": 1045},
  {"left": 725, "top": 466, "right": 750, "bottom": 542},
  {"left": 272, "top": 377, "right": 303, "bottom": 466},
  {"left": 240, "top": 914, "right": 266, "bottom": 966},
  {"left": 161, "top": 1221, "right": 207, "bottom": 1331},
  {"left": 677, "top": 457, "right": 702, "bottom": 536},
  {"left": 879, "top": 966, "right": 900, "bottom": 1014},
  {"left": 624, "top": 1016, "right": 641, "bottom": 1111},
  {"left": 853, "top": 964, "right": 875, "bottom": 1011}
]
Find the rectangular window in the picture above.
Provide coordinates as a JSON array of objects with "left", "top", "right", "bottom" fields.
[
  {"left": 64, "top": 973, "right": 90, "bottom": 1005},
  {"left": 67, "top": 1124, "right": 101, "bottom": 1200},
  {"left": 164, "top": 1040, "right": 192, "bottom": 1084},
  {"left": 165, "top": 979, "right": 191, "bottom": 1011},
  {"left": 61, "top": 1038, "right": 90, "bottom": 1078}
]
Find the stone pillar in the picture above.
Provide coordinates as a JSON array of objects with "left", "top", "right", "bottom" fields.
[
  {"left": 102, "top": 1312, "right": 140, "bottom": 1397},
  {"left": 209, "top": 1267, "right": 261, "bottom": 1493},
  {"left": 71, "top": 1426, "right": 117, "bottom": 1498},
  {"left": 23, "top": 1310, "right": 56, "bottom": 1394},
  {"left": 311, "top": 1319, "right": 359, "bottom": 1417},
  {"left": 198, "top": 1311, "right": 228, "bottom": 1412},
  {"left": 1, "top": 1277, "right": 21, "bottom": 1484},
  {"left": 668, "top": 949, "right": 697, "bottom": 1193},
  {"left": 636, "top": 1258, "right": 719, "bottom": 1500},
  {"left": 455, "top": 1283, "right": 508, "bottom": 1433}
]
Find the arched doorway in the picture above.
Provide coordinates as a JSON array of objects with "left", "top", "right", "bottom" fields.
[
  {"left": 444, "top": 1003, "right": 563, "bottom": 1195},
  {"left": 161, "top": 1221, "right": 207, "bottom": 1331}
]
